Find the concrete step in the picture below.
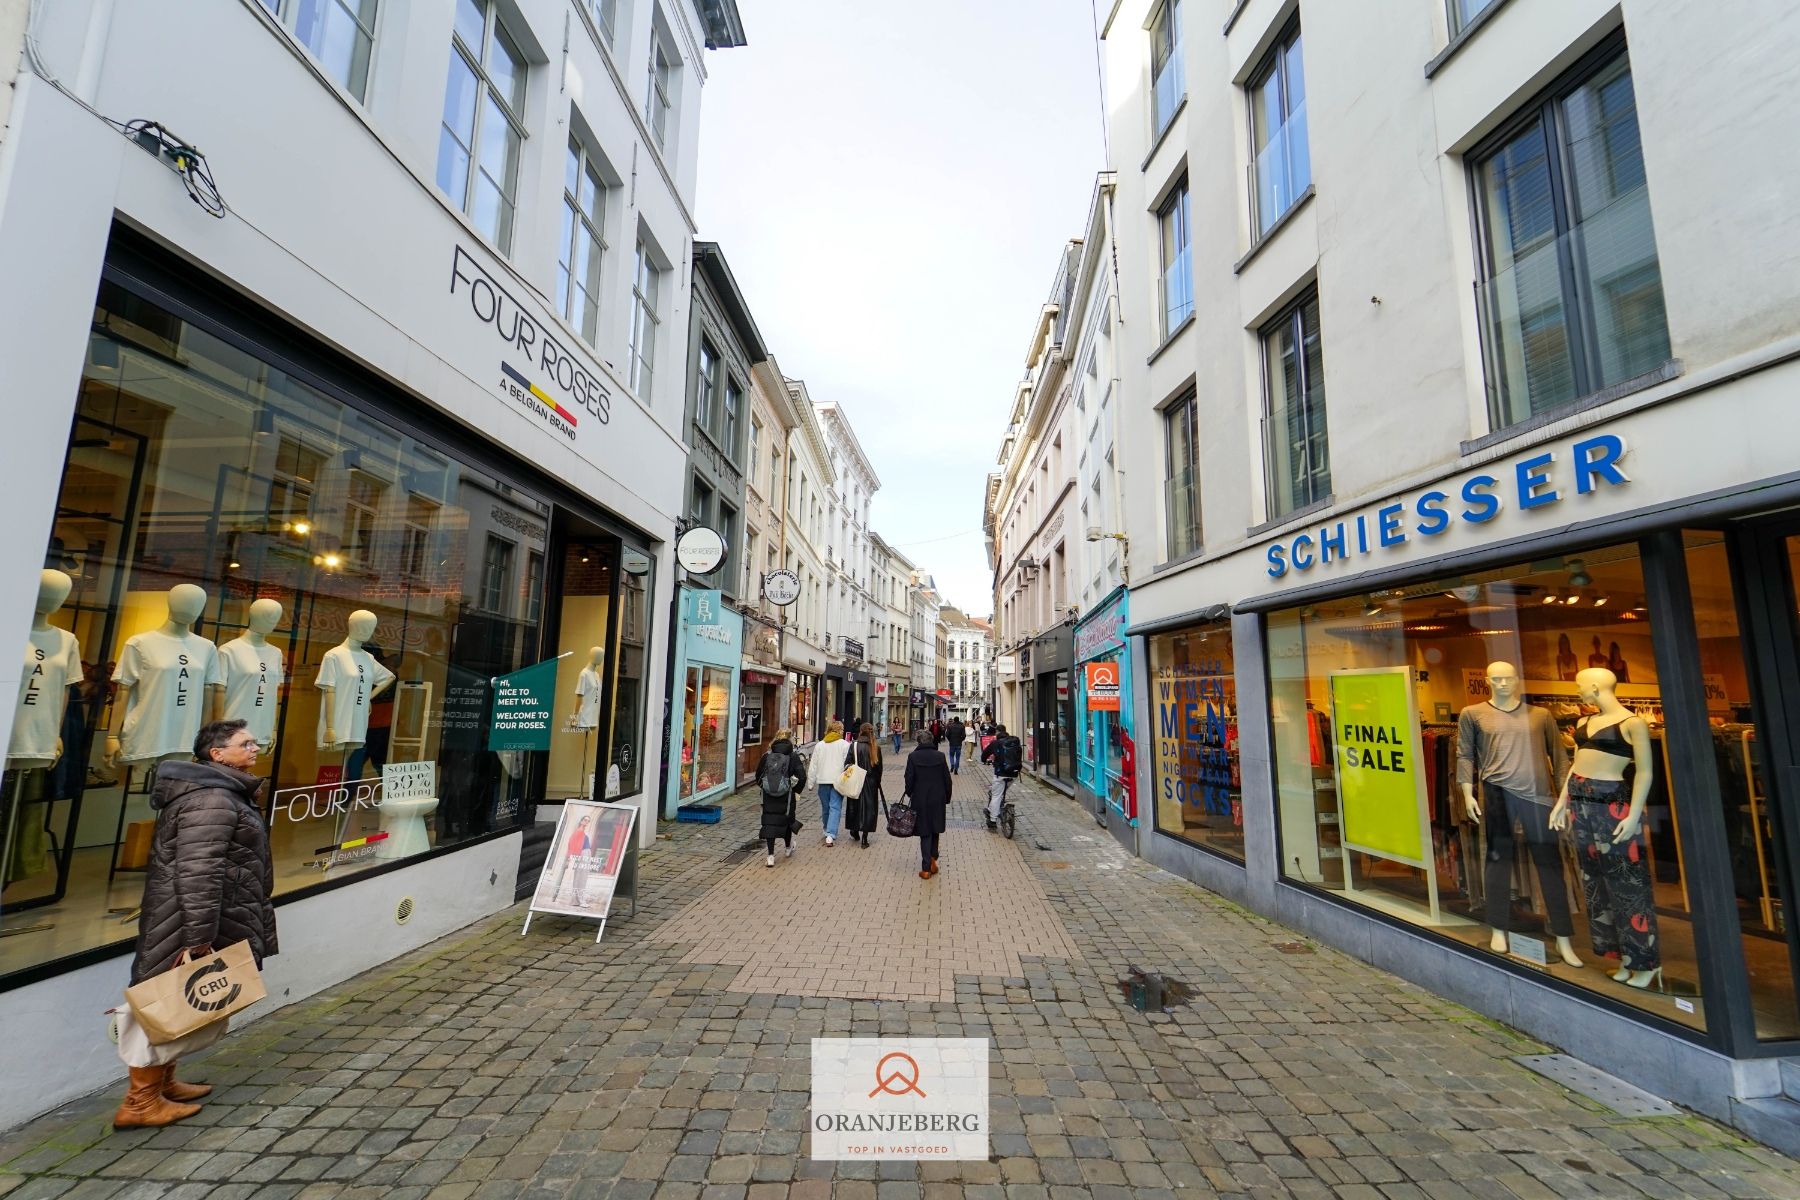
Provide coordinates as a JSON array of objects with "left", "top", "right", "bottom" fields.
[
  {"left": 1781, "top": 1058, "right": 1800, "bottom": 1101},
  {"left": 1731, "top": 1095, "right": 1800, "bottom": 1159}
]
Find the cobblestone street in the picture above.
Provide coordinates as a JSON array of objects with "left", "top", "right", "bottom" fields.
[{"left": 5, "top": 763, "right": 1800, "bottom": 1200}]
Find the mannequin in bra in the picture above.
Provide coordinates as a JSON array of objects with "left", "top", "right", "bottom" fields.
[
  {"left": 1550, "top": 666, "right": 1661, "bottom": 989},
  {"left": 107, "top": 585, "right": 226, "bottom": 767}
]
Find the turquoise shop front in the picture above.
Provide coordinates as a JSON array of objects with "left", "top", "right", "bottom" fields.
[
  {"left": 1074, "top": 587, "right": 1135, "bottom": 835},
  {"left": 664, "top": 587, "right": 743, "bottom": 816}
]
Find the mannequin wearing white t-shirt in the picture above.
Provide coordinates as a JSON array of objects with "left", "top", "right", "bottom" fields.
[
  {"left": 215, "top": 599, "right": 286, "bottom": 754},
  {"left": 563, "top": 646, "right": 604, "bottom": 800},
  {"left": 317, "top": 609, "right": 396, "bottom": 754},
  {"left": 107, "top": 584, "right": 226, "bottom": 766},
  {"left": 10, "top": 569, "right": 82, "bottom": 770}
]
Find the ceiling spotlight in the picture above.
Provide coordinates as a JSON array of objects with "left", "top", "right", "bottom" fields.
[
  {"left": 1567, "top": 558, "right": 1592, "bottom": 588},
  {"left": 1593, "top": 597, "right": 1608, "bottom": 607},
  {"left": 1564, "top": 596, "right": 1581, "bottom": 605},
  {"left": 323, "top": 553, "right": 342, "bottom": 568},
  {"left": 1363, "top": 601, "right": 1382, "bottom": 617},
  {"left": 1541, "top": 594, "right": 1558, "bottom": 605},
  {"left": 294, "top": 521, "right": 312, "bottom": 535},
  {"left": 227, "top": 560, "right": 240, "bottom": 569}
]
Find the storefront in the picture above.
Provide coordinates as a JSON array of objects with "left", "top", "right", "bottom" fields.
[
  {"left": 0, "top": 229, "right": 669, "bottom": 1125},
  {"left": 1028, "top": 625, "right": 1074, "bottom": 789},
  {"left": 1127, "top": 414, "right": 1800, "bottom": 1127},
  {"left": 737, "top": 616, "right": 783, "bottom": 780},
  {"left": 779, "top": 632, "right": 824, "bottom": 743},
  {"left": 665, "top": 587, "right": 742, "bottom": 814},
  {"left": 1074, "top": 587, "right": 1136, "bottom": 845}
]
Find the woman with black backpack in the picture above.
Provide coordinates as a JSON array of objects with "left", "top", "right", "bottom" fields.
[{"left": 755, "top": 728, "right": 807, "bottom": 867}]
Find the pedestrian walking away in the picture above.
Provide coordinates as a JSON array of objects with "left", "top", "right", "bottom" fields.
[
  {"left": 845, "top": 723, "right": 883, "bottom": 847},
  {"left": 945, "top": 715, "right": 966, "bottom": 773},
  {"left": 808, "top": 718, "right": 852, "bottom": 847},
  {"left": 904, "top": 729, "right": 952, "bottom": 878},
  {"left": 929, "top": 717, "right": 944, "bottom": 747},
  {"left": 755, "top": 728, "right": 807, "bottom": 866},
  {"left": 980, "top": 722, "right": 1024, "bottom": 830},
  {"left": 117, "top": 719, "right": 277, "bottom": 1130}
]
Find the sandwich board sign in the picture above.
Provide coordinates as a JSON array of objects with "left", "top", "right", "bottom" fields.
[{"left": 522, "top": 799, "right": 638, "bottom": 942}]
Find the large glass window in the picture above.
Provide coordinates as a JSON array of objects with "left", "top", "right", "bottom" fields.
[
  {"left": 1270, "top": 543, "right": 1705, "bottom": 1029},
  {"left": 1474, "top": 41, "right": 1669, "bottom": 430},
  {"left": 678, "top": 666, "right": 731, "bottom": 799},
  {"left": 1150, "top": 0, "right": 1183, "bottom": 139},
  {"left": 1158, "top": 179, "right": 1193, "bottom": 337},
  {"left": 629, "top": 241, "right": 660, "bottom": 398},
  {"left": 559, "top": 139, "right": 608, "bottom": 346},
  {"left": 647, "top": 31, "right": 674, "bottom": 150},
  {"left": 1250, "top": 18, "right": 1311, "bottom": 239},
  {"left": 1262, "top": 290, "right": 1330, "bottom": 518},
  {"left": 695, "top": 341, "right": 718, "bottom": 435},
  {"left": 1163, "top": 391, "right": 1200, "bottom": 558},
  {"left": 1150, "top": 622, "right": 1242, "bottom": 860},
  {"left": 0, "top": 273, "right": 550, "bottom": 980},
  {"left": 436, "top": 0, "right": 527, "bottom": 253},
  {"left": 263, "top": 0, "right": 378, "bottom": 100}
]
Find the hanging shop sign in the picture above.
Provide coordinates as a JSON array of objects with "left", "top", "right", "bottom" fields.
[
  {"left": 1265, "top": 433, "right": 1630, "bottom": 579},
  {"left": 683, "top": 589, "right": 741, "bottom": 655},
  {"left": 488, "top": 653, "right": 568, "bottom": 751},
  {"left": 450, "top": 246, "right": 613, "bottom": 442},
  {"left": 677, "top": 526, "right": 726, "bottom": 574},
  {"left": 996, "top": 655, "right": 1018, "bottom": 677},
  {"left": 1085, "top": 661, "right": 1121, "bottom": 711},
  {"left": 763, "top": 568, "right": 801, "bottom": 606},
  {"left": 1074, "top": 588, "right": 1129, "bottom": 662}
]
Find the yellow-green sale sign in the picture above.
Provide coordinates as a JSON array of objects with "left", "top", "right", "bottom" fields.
[{"left": 1328, "top": 668, "right": 1428, "bottom": 868}]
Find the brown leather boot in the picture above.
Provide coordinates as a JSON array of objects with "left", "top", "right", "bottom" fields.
[
  {"left": 160, "top": 1062, "right": 212, "bottom": 1102},
  {"left": 113, "top": 1066, "right": 201, "bottom": 1128}
]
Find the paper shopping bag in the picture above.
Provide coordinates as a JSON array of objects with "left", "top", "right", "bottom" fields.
[{"left": 124, "top": 941, "right": 266, "bottom": 1044}]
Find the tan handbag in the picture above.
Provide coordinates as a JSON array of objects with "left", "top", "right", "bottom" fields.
[
  {"left": 124, "top": 941, "right": 267, "bottom": 1044},
  {"left": 838, "top": 762, "right": 868, "bottom": 799}
]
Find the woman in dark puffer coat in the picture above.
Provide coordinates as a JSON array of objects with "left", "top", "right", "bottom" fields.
[
  {"left": 755, "top": 729, "right": 808, "bottom": 867},
  {"left": 116, "top": 718, "right": 277, "bottom": 1129}
]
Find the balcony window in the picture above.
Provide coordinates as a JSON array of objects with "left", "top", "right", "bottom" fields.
[
  {"left": 629, "top": 240, "right": 660, "bottom": 398},
  {"left": 1163, "top": 391, "right": 1201, "bottom": 558},
  {"left": 1158, "top": 179, "right": 1193, "bottom": 337},
  {"left": 648, "top": 34, "right": 674, "bottom": 149},
  {"left": 1473, "top": 41, "right": 1669, "bottom": 431},
  {"left": 558, "top": 138, "right": 608, "bottom": 345},
  {"left": 696, "top": 340, "right": 719, "bottom": 434},
  {"left": 437, "top": 0, "right": 527, "bottom": 253},
  {"left": 1150, "top": 0, "right": 1184, "bottom": 139},
  {"left": 1249, "top": 18, "right": 1310, "bottom": 239},
  {"left": 1449, "top": 0, "right": 1499, "bottom": 36},
  {"left": 263, "top": 0, "right": 379, "bottom": 99},
  {"left": 1261, "top": 290, "right": 1330, "bottom": 518},
  {"left": 590, "top": 0, "right": 618, "bottom": 45}
]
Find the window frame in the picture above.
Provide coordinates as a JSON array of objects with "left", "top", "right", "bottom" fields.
[
  {"left": 439, "top": 0, "right": 529, "bottom": 254},
  {"left": 1259, "top": 287, "right": 1331, "bottom": 519},
  {"left": 558, "top": 137, "right": 608, "bottom": 346},
  {"left": 723, "top": 377, "right": 743, "bottom": 463},
  {"left": 1157, "top": 177, "right": 1194, "bottom": 338},
  {"left": 695, "top": 340, "right": 719, "bottom": 436},
  {"left": 480, "top": 533, "right": 516, "bottom": 613},
  {"left": 1162, "top": 390, "right": 1201, "bottom": 558},
  {"left": 1466, "top": 32, "right": 1666, "bottom": 433},
  {"left": 1247, "top": 14, "right": 1310, "bottom": 240},
  {"left": 647, "top": 30, "right": 675, "bottom": 149},
  {"left": 629, "top": 240, "right": 661, "bottom": 398},
  {"left": 1448, "top": 0, "right": 1500, "bottom": 37},
  {"left": 1149, "top": 0, "right": 1184, "bottom": 139},
  {"left": 262, "top": 0, "right": 379, "bottom": 100}
]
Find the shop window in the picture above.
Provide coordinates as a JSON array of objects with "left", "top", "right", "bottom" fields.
[
  {"left": 1149, "top": 621, "right": 1242, "bottom": 860},
  {"left": 1261, "top": 290, "right": 1330, "bottom": 518},
  {"left": 1269, "top": 542, "right": 1706, "bottom": 1028},
  {"left": 678, "top": 666, "right": 732, "bottom": 800},
  {"left": 606, "top": 559, "right": 652, "bottom": 797},
  {"left": 0, "top": 274, "right": 557, "bottom": 981},
  {"left": 1473, "top": 39, "right": 1670, "bottom": 430}
]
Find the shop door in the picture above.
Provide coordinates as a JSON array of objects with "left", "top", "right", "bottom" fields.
[{"left": 1732, "top": 525, "right": 1800, "bottom": 1040}]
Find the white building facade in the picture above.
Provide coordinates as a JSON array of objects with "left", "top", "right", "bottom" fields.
[
  {"left": 1100, "top": 0, "right": 1800, "bottom": 1141},
  {"left": 816, "top": 401, "right": 879, "bottom": 728},
  {"left": 777, "top": 379, "right": 831, "bottom": 740},
  {"left": 0, "top": 0, "right": 742, "bottom": 1126}
]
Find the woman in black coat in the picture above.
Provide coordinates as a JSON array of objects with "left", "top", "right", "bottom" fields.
[
  {"left": 754, "top": 730, "right": 807, "bottom": 867},
  {"left": 903, "top": 730, "right": 952, "bottom": 879},
  {"left": 118, "top": 719, "right": 276, "bottom": 1129},
  {"left": 844, "top": 723, "right": 883, "bottom": 848}
]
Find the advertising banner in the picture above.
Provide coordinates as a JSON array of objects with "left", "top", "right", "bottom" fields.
[
  {"left": 489, "top": 656, "right": 563, "bottom": 751},
  {"left": 523, "top": 799, "right": 638, "bottom": 942},
  {"left": 1327, "top": 668, "right": 1428, "bottom": 868},
  {"left": 1084, "top": 661, "right": 1121, "bottom": 711}
]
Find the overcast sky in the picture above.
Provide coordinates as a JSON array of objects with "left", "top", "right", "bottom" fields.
[{"left": 696, "top": 0, "right": 1107, "bottom": 618}]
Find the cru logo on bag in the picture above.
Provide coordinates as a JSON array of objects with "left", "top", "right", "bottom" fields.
[{"left": 183, "top": 958, "right": 242, "bottom": 1013}]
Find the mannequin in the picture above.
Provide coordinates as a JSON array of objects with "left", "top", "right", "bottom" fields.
[
  {"left": 316, "top": 609, "right": 396, "bottom": 753},
  {"left": 570, "top": 646, "right": 604, "bottom": 730},
  {"left": 1458, "top": 660, "right": 1580, "bottom": 966},
  {"left": 109, "top": 584, "right": 226, "bottom": 764},
  {"left": 10, "top": 570, "right": 81, "bottom": 769},
  {"left": 1550, "top": 667, "right": 1660, "bottom": 988},
  {"left": 216, "top": 598, "right": 286, "bottom": 754},
  {"left": 5, "top": 570, "right": 82, "bottom": 884}
]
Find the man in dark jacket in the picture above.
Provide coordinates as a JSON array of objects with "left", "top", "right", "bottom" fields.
[
  {"left": 755, "top": 730, "right": 808, "bottom": 867},
  {"left": 903, "top": 731, "right": 952, "bottom": 879},
  {"left": 980, "top": 724, "right": 1024, "bottom": 831},
  {"left": 117, "top": 719, "right": 277, "bottom": 1129},
  {"left": 945, "top": 717, "right": 966, "bottom": 774}
]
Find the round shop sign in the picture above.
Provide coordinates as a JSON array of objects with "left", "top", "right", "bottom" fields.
[
  {"left": 676, "top": 526, "right": 726, "bottom": 574},
  {"left": 763, "top": 568, "right": 801, "bottom": 606}
]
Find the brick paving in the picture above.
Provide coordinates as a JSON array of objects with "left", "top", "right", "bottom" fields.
[{"left": 4, "top": 759, "right": 1800, "bottom": 1199}]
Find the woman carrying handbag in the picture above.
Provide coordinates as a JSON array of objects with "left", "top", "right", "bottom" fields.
[
  {"left": 844, "top": 723, "right": 883, "bottom": 848},
  {"left": 902, "top": 730, "right": 952, "bottom": 879}
]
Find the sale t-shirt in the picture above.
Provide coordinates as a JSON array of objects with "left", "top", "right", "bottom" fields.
[
  {"left": 574, "top": 667, "right": 602, "bottom": 729},
  {"left": 113, "top": 630, "right": 226, "bottom": 761},
  {"left": 11, "top": 626, "right": 81, "bottom": 762},
  {"left": 315, "top": 644, "right": 395, "bottom": 748},
  {"left": 218, "top": 636, "right": 286, "bottom": 744}
]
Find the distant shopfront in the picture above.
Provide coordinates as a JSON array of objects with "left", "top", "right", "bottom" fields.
[
  {"left": 738, "top": 615, "right": 782, "bottom": 779},
  {"left": 665, "top": 587, "right": 742, "bottom": 814},
  {"left": 1026, "top": 625, "right": 1074, "bottom": 788},
  {"left": 1075, "top": 587, "right": 1135, "bottom": 842}
]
